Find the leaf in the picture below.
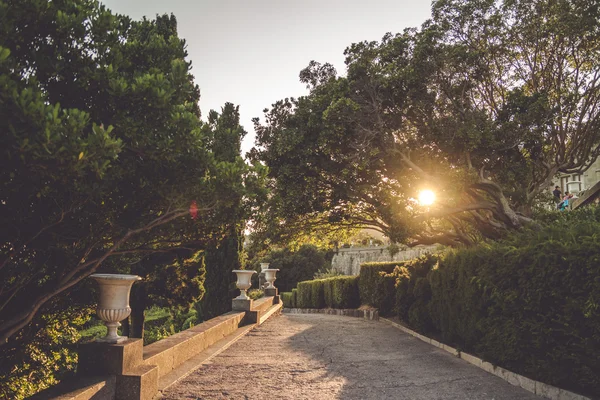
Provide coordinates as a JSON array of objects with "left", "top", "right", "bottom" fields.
[
  {"left": 0, "top": 47, "right": 10, "bottom": 61},
  {"left": 78, "top": 152, "right": 84, "bottom": 160}
]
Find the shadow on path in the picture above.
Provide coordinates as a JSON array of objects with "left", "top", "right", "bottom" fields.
[{"left": 161, "top": 313, "right": 539, "bottom": 400}]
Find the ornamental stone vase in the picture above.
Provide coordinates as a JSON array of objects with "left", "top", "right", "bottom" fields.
[
  {"left": 232, "top": 270, "right": 256, "bottom": 300},
  {"left": 263, "top": 268, "right": 280, "bottom": 289},
  {"left": 260, "top": 263, "right": 270, "bottom": 272},
  {"left": 89, "top": 274, "right": 142, "bottom": 343}
]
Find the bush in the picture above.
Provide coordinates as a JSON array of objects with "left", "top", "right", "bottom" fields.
[
  {"left": 295, "top": 276, "right": 360, "bottom": 309},
  {"left": 359, "top": 262, "right": 400, "bottom": 315},
  {"left": 280, "top": 292, "right": 296, "bottom": 308},
  {"left": 296, "top": 281, "right": 313, "bottom": 308},
  {"left": 328, "top": 276, "right": 360, "bottom": 309},
  {"left": 253, "top": 245, "right": 331, "bottom": 292},
  {"left": 313, "top": 268, "right": 343, "bottom": 279},
  {"left": 393, "top": 255, "right": 438, "bottom": 326},
  {"left": 247, "top": 289, "right": 264, "bottom": 300},
  {"left": 391, "top": 220, "right": 600, "bottom": 397}
]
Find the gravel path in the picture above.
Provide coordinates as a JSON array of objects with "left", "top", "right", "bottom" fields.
[{"left": 161, "top": 313, "right": 539, "bottom": 400}]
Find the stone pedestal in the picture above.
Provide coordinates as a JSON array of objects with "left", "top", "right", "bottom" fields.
[
  {"left": 78, "top": 338, "right": 158, "bottom": 400},
  {"left": 264, "top": 288, "right": 278, "bottom": 297},
  {"left": 115, "top": 365, "right": 158, "bottom": 400},
  {"left": 78, "top": 338, "right": 143, "bottom": 376},
  {"left": 232, "top": 298, "right": 253, "bottom": 311}
]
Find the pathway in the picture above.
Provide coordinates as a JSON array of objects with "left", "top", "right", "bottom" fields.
[{"left": 161, "top": 313, "right": 539, "bottom": 399}]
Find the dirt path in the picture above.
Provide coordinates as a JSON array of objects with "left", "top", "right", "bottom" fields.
[{"left": 161, "top": 313, "right": 539, "bottom": 399}]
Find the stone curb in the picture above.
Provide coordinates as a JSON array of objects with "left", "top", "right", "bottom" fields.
[
  {"left": 380, "top": 318, "right": 591, "bottom": 400},
  {"left": 282, "top": 307, "right": 379, "bottom": 320}
]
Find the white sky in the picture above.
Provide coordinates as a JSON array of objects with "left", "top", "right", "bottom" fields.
[{"left": 99, "top": 0, "right": 433, "bottom": 155}]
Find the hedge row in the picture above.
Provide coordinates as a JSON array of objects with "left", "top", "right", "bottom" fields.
[
  {"left": 281, "top": 290, "right": 297, "bottom": 308},
  {"left": 359, "top": 262, "right": 400, "bottom": 315},
  {"left": 294, "top": 276, "right": 360, "bottom": 309},
  {"left": 381, "top": 222, "right": 600, "bottom": 397}
]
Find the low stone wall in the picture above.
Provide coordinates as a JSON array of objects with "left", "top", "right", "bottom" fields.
[
  {"left": 283, "top": 307, "right": 379, "bottom": 321},
  {"left": 331, "top": 245, "right": 438, "bottom": 275},
  {"left": 143, "top": 311, "right": 245, "bottom": 378},
  {"left": 33, "top": 296, "right": 281, "bottom": 400}
]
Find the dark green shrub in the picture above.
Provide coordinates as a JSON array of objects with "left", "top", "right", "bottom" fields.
[
  {"left": 296, "top": 281, "right": 313, "bottom": 308},
  {"left": 392, "top": 221, "right": 600, "bottom": 397},
  {"left": 253, "top": 245, "right": 331, "bottom": 292},
  {"left": 281, "top": 292, "right": 295, "bottom": 308},
  {"left": 359, "top": 262, "right": 399, "bottom": 315},
  {"left": 311, "top": 280, "right": 326, "bottom": 308},
  {"left": 291, "top": 288, "right": 298, "bottom": 308},
  {"left": 329, "top": 276, "right": 360, "bottom": 308},
  {"left": 294, "top": 276, "right": 360, "bottom": 309},
  {"left": 393, "top": 254, "right": 438, "bottom": 322}
]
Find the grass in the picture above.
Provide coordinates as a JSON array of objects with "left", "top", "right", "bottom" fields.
[{"left": 79, "top": 306, "right": 172, "bottom": 342}]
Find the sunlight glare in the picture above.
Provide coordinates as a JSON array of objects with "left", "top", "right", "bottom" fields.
[{"left": 418, "top": 190, "right": 436, "bottom": 206}]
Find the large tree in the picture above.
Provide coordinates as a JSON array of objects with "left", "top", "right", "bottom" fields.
[
  {"left": 199, "top": 103, "right": 248, "bottom": 320},
  {"left": 0, "top": 0, "right": 226, "bottom": 347},
  {"left": 252, "top": 0, "right": 600, "bottom": 246}
]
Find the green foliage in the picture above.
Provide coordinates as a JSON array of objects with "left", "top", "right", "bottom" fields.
[
  {"left": 296, "top": 276, "right": 360, "bottom": 309},
  {"left": 0, "top": 1, "right": 259, "bottom": 396},
  {"left": 0, "top": 308, "right": 93, "bottom": 400},
  {"left": 313, "top": 268, "right": 343, "bottom": 279},
  {"left": 393, "top": 255, "right": 438, "bottom": 332},
  {"left": 359, "top": 262, "right": 400, "bottom": 315},
  {"left": 387, "top": 244, "right": 400, "bottom": 258},
  {"left": 252, "top": 0, "right": 600, "bottom": 245},
  {"left": 252, "top": 245, "right": 331, "bottom": 292},
  {"left": 200, "top": 234, "right": 240, "bottom": 320},
  {"left": 391, "top": 221, "right": 600, "bottom": 397},
  {"left": 280, "top": 292, "right": 296, "bottom": 308},
  {"left": 247, "top": 289, "right": 264, "bottom": 301}
]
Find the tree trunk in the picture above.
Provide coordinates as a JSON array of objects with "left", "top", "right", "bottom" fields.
[{"left": 129, "top": 283, "right": 147, "bottom": 339}]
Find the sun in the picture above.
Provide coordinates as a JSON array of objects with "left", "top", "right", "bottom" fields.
[{"left": 418, "top": 190, "right": 436, "bottom": 206}]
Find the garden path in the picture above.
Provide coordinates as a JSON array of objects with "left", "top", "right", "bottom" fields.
[{"left": 161, "top": 313, "right": 539, "bottom": 400}]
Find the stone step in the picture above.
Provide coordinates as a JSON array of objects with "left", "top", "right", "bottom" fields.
[{"left": 259, "top": 302, "right": 283, "bottom": 325}]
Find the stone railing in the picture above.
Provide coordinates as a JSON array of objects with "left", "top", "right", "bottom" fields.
[
  {"left": 32, "top": 270, "right": 282, "bottom": 400},
  {"left": 331, "top": 245, "right": 438, "bottom": 275}
]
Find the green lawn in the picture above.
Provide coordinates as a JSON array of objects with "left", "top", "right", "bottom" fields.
[{"left": 79, "top": 307, "right": 171, "bottom": 342}]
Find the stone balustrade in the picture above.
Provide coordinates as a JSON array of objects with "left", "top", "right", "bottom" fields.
[{"left": 31, "top": 272, "right": 282, "bottom": 400}]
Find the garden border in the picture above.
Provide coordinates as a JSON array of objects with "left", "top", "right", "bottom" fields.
[{"left": 380, "top": 318, "right": 591, "bottom": 400}]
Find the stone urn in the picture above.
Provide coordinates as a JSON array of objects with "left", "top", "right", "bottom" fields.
[
  {"left": 89, "top": 274, "right": 141, "bottom": 343},
  {"left": 263, "top": 268, "right": 280, "bottom": 289},
  {"left": 232, "top": 270, "right": 256, "bottom": 300},
  {"left": 260, "top": 263, "right": 270, "bottom": 272}
]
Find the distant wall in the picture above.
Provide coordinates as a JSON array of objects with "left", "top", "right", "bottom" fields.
[{"left": 331, "top": 245, "right": 438, "bottom": 276}]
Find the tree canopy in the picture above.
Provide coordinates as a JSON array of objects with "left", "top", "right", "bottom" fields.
[
  {"left": 251, "top": 0, "right": 600, "bottom": 246},
  {"left": 0, "top": 0, "right": 245, "bottom": 346}
]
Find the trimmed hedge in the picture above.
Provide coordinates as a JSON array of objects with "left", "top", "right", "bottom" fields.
[
  {"left": 359, "top": 262, "right": 401, "bottom": 315},
  {"left": 280, "top": 291, "right": 296, "bottom": 308},
  {"left": 295, "top": 276, "right": 360, "bottom": 309},
  {"left": 391, "top": 220, "right": 600, "bottom": 397}
]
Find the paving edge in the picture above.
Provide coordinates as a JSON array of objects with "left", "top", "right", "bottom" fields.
[
  {"left": 282, "top": 307, "right": 379, "bottom": 320},
  {"left": 380, "top": 318, "right": 591, "bottom": 400}
]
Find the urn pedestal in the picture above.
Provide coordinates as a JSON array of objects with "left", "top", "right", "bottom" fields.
[{"left": 232, "top": 270, "right": 256, "bottom": 311}]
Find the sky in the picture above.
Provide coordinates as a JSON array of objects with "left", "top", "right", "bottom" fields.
[{"left": 100, "top": 0, "right": 433, "bottom": 155}]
